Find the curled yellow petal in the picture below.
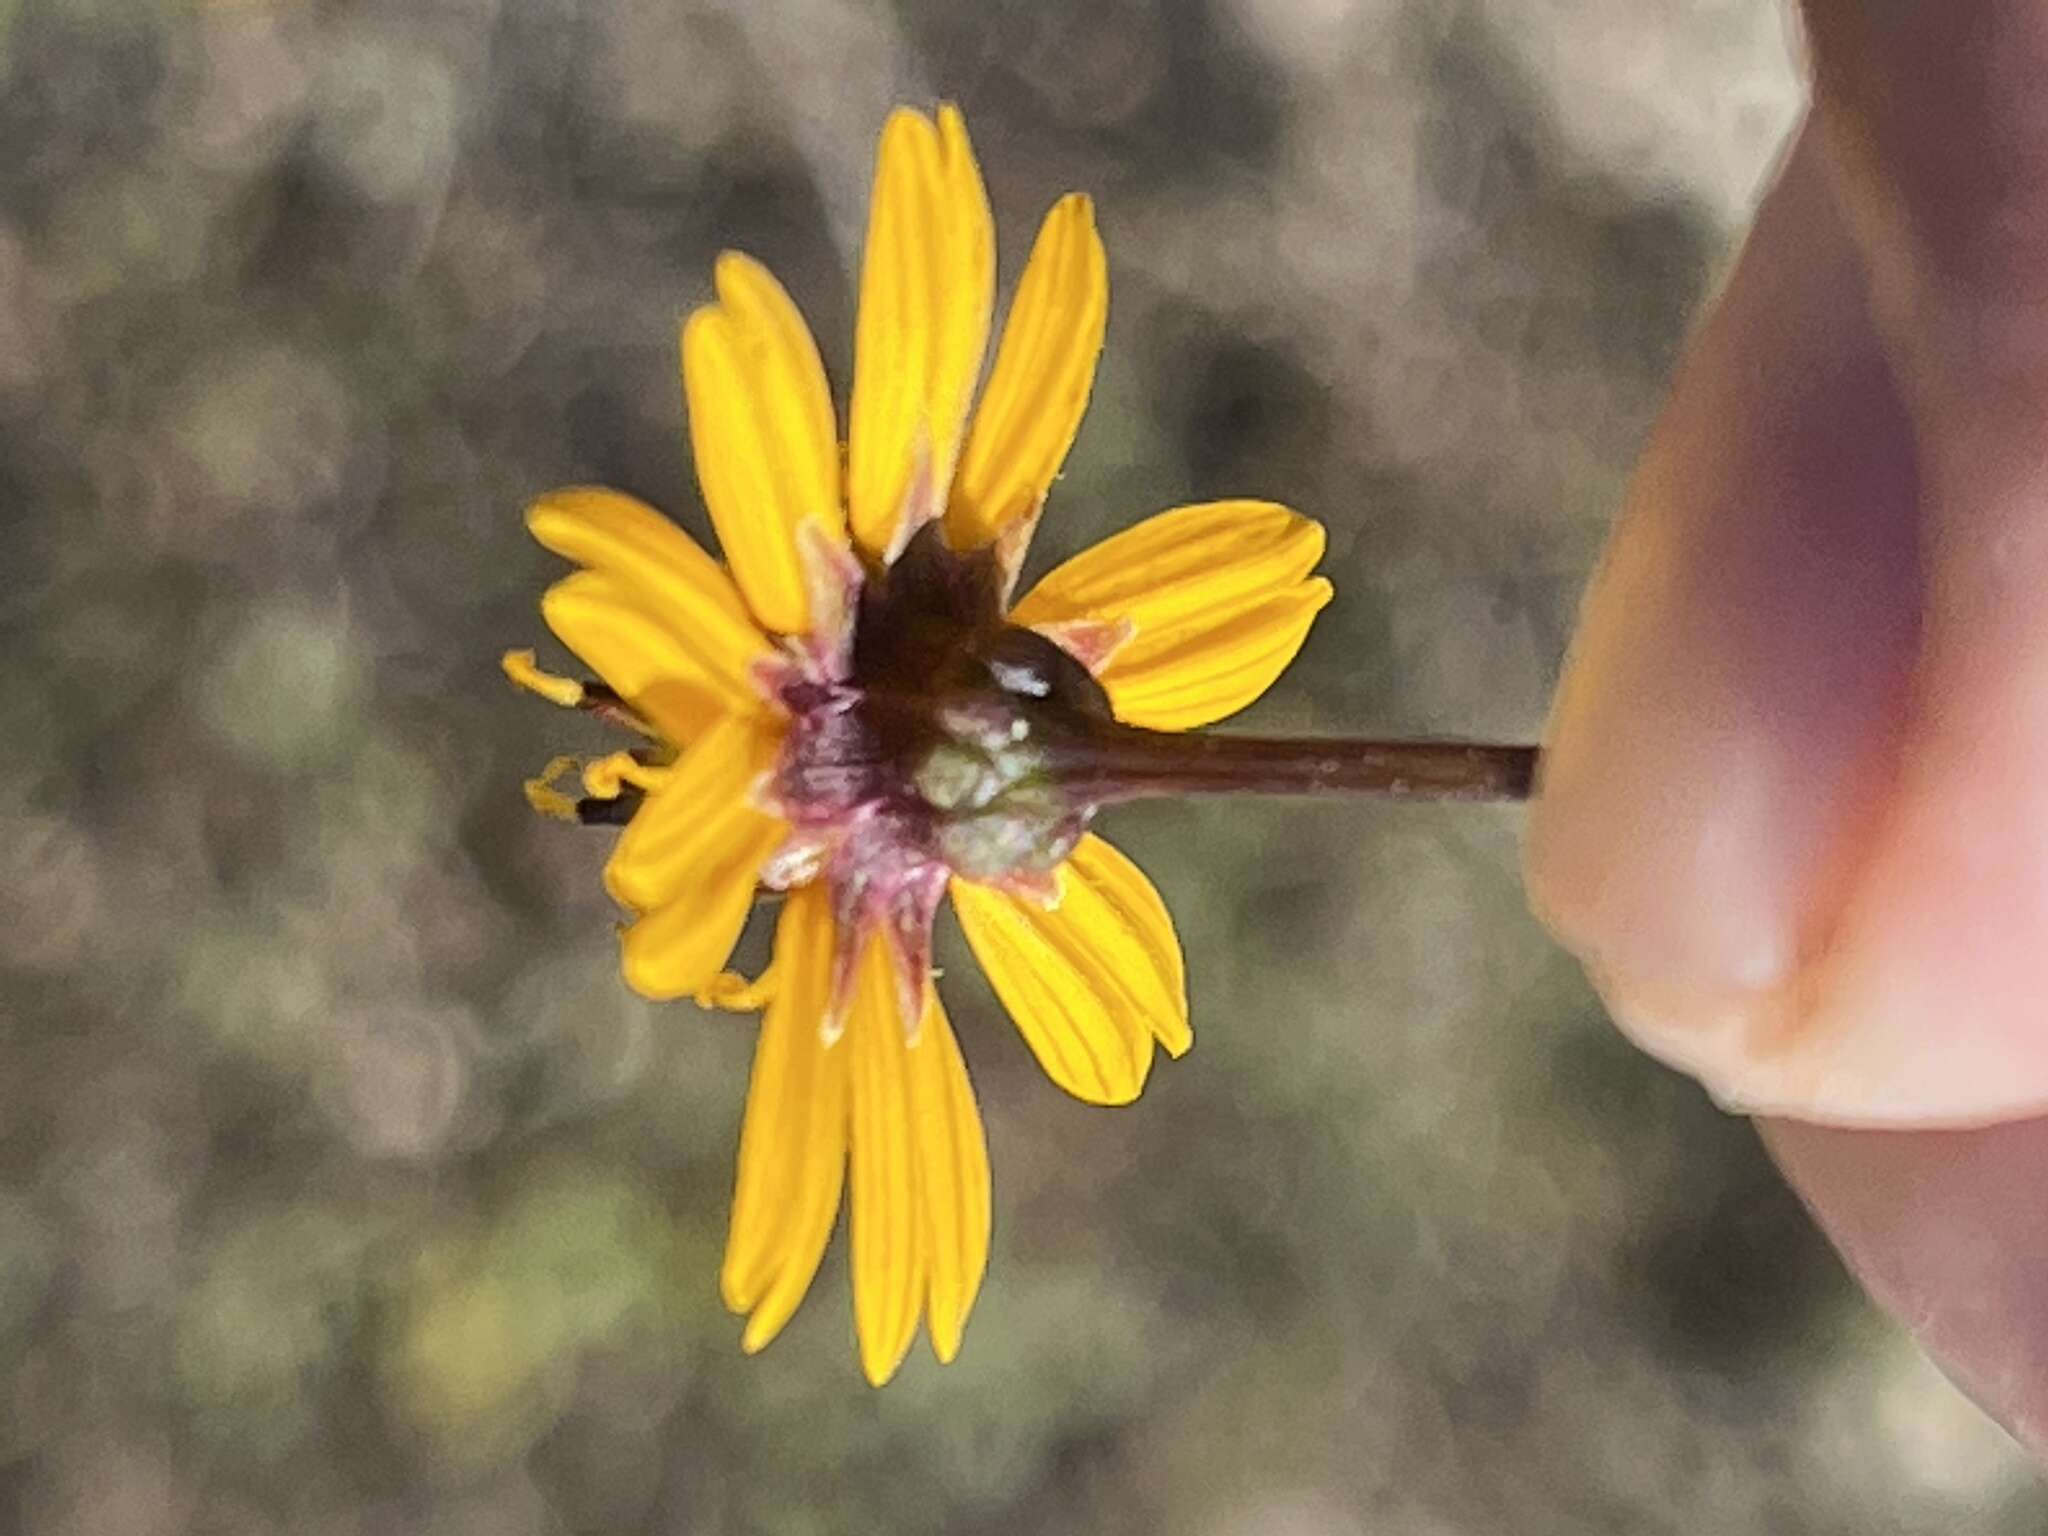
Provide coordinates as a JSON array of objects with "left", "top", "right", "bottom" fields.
[
  {"left": 907, "top": 991, "right": 990, "bottom": 1365},
  {"left": 540, "top": 569, "right": 757, "bottom": 746},
  {"left": 617, "top": 859, "right": 775, "bottom": 1004},
  {"left": 1010, "top": 500, "right": 1332, "bottom": 731},
  {"left": 847, "top": 104, "right": 994, "bottom": 557},
  {"left": 527, "top": 487, "right": 761, "bottom": 630},
  {"left": 946, "top": 192, "right": 1108, "bottom": 553},
  {"left": 723, "top": 885, "right": 850, "bottom": 1352},
  {"left": 528, "top": 487, "right": 773, "bottom": 741},
  {"left": 682, "top": 255, "right": 844, "bottom": 634},
  {"left": 950, "top": 834, "right": 1189, "bottom": 1104},
  {"left": 606, "top": 711, "right": 783, "bottom": 912},
  {"left": 613, "top": 722, "right": 787, "bottom": 1002},
  {"left": 848, "top": 934, "right": 928, "bottom": 1385}
]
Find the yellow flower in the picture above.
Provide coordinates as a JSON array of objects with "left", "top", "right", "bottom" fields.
[{"left": 506, "top": 105, "right": 1331, "bottom": 1384}]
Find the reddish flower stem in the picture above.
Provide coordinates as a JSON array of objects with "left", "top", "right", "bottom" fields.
[{"left": 1052, "top": 727, "right": 1540, "bottom": 804}]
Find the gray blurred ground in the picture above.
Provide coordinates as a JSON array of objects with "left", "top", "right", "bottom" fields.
[{"left": 1, "top": 0, "right": 2039, "bottom": 1531}]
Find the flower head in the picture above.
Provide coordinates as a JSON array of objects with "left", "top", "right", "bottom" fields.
[{"left": 506, "top": 105, "right": 1331, "bottom": 1383}]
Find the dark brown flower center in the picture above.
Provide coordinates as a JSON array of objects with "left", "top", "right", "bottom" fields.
[{"left": 769, "top": 522, "right": 1114, "bottom": 888}]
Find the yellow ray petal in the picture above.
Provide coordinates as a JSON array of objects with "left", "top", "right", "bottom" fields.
[
  {"left": 613, "top": 735, "right": 786, "bottom": 1003},
  {"left": 1009, "top": 500, "right": 1331, "bottom": 730},
  {"left": 848, "top": 935, "right": 927, "bottom": 1385},
  {"left": 847, "top": 105, "right": 995, "bottom": 557},
  {"left": 606, "top": 711, "right": 784, "bottom": 913},
  {"left": 617, "top": 856, "right": 777, "bottom": 1003},
  {"left": 526, "top": 486, "right": 765, "bottom": 648},
  {"left": 1074, "top": 834, "right": 1191, "bottom": 1058},
  {"left": 1090, "top": 578, "right": 1333, "bottom": 732},
  {"left": 682, "top": 254, "right": 844, "bottom": 635},
  {"left": 946, "top": 192, "right": 1108, "bottom": 553},
  {"left": 540, "top": 569, "right": 763, "bottom": 744},
  {"left": 723, "top": 884, "right": 851, "bottom": 1352},
  {"left": 1009, "top": 499, "right": 1324, "bottom": 630},
  {"left": 950, "top": 834, "right": 1189, "bottom": 1103},
  {"left": 907, "top": 991, "right": 990, "bottom": 1364}
]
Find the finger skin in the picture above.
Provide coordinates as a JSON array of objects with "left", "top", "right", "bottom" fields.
[
  {"left": 1528, "top": 1, "right": 2048, "bottom": 1461},
  {"left": 1757, "top": 7, "right": 2048, "bottom": 1466},
  {"left": 1530, "top": 5, "right": 2048, "bottom": 1125},
  {"left": 1763, "top": 1116, "right": 2048, "bottom": 1461},
  {"left": 1530, "top": 128, "right": 2048, "bottom": 1448},
  {"left": 1524, "top": 127, "right": 1938, "bottom": 1122}
]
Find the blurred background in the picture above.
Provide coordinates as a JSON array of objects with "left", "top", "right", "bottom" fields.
[{"left": 2, "top": 0, "right": 2040, "bottom": 1530}]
